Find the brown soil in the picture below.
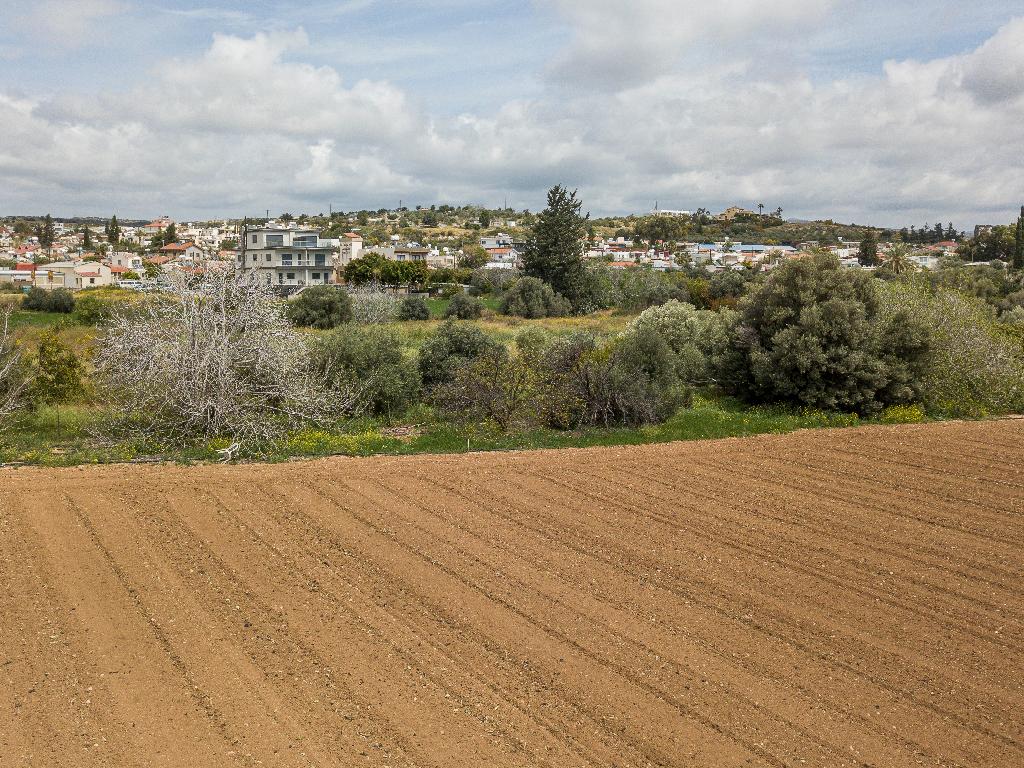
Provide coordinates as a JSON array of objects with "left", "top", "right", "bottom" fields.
[{"left": 1, "top": 420, "right": 1022, "bottom": 767}]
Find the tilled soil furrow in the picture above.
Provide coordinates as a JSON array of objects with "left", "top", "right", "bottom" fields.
[
  {"left": 1, "top": 420, "right": 1021, "bottom": 767},
  {"left": 340, "top": 470, "right": 986, "bottom": 768},
  {"left": 434, "top": 469, "right": 1024, "bottom": 754},
  {"left": 367, "top": 469, "right": 1012, "bottom": 767},
  {"left": 613, "top": 456, "right": 1024, "bottom": 586},
  {"left": 321, "top": 473, "right": 861, "bottom": 767},
  {"left": 572, "top": 462, "right": 1024, "bottom": 635},
  {"left": 257, "top": 477, "right": 772, "bottom": 767},
  {"left": 190, "top": 478, "right": 613, "bottom": 768}
]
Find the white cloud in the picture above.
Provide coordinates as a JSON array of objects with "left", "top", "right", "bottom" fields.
[
  {"left": 17, "top": 0, "right": 128, "bottom": 47},
  {"left": 540, "top": 0, "right": 835, "bottom": 89},
  {"left": 2, "top": 14, "right": 1023, "bottom": 226}
]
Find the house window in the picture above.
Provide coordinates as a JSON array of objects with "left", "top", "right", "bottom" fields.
[
  {"left": 314, "top": 253, "right": 326, "bottom": 266},
  {"left": 281, "top": 254, "right": 293, "bottom": 266},
  {"left": 89, "top": 278, "right": 95, "bottom": 284},
  {"left": 252, "top": 254, "right": 257, "bottom": 263},
  {"left": 265, "top": 255, "right": 271, "bottom": 262},
  {"left": 286, "top": 272, "right": 295, "bottom": 281},
  {"left": 312, "top": 273, "right": 320, "bottom": 281},
  {"left": 266, "top": 235, "right": 284, "bottom": 247},
  {"left": 251, "top": 235, "right": 257, "bottom": 245}
]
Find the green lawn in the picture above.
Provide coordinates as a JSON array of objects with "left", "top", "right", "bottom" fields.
[{"left": 426, "top": 295, "right": 502, "bottom": 318}]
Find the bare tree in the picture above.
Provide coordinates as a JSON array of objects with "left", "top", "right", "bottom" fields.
[
  {"left": 0, "top": 310, "right": 29, "bottom": 424},
  {"left": 94, "top": 267, "right": 357, "bottom": 453}
]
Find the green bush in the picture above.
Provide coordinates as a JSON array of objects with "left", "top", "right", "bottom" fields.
[
  {"left": 444, "top": 293, "right": 484, "bottom": 319},
  {"left": 469, "top": 268, "right": 519, "bottom": 296},
  {"left": 722, "top": 253, "right": 929, "bottom": 415},
  {"left": 437, "top": 346, "right": 537, "bottom": 431},
  {"left": 286, "top": 286, "right": 353, "bottom": 329},
  {"left": 878, "top": 403, "right": 926, "bottom": 424},
  {"left": 500, "top": 277, "right": 571, "bottom": 318},
  {"left": 23, "top": 287, "right": 75, "bottom": 313},
  {"left": 418, "top": 321, "right": 502, "bottom": 391},
  {"left": 73, "top": 289, "right": 141, "bottom": 324},
  {"left": 310, "top": 325, "right": 420, "bottom": 416},
  {"left": 397, "top": 295, "right": 431, "bottom": 321},
  {"left": 629, "top": 300, "right": 734, "bottom": 385},
  {"left": 536, "top": 329, "right": 687, "bottom": 428},
  {"left": 877, "top": 280, "right": 1024, "bottom": 417},
  {"left": 614, "top": 268, "right": 688, "bottom": 313}
]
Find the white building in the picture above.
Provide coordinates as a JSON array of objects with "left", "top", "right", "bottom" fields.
[{"left": 238, "top": 226, "right": 337, "bottom": 289}]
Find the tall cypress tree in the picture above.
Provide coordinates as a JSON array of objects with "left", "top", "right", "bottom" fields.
[
  {"left": 858, "top": 230, "right": 879, "bottom": 266},
  {"left": 1013, "top": 206, "right": 1024, "bottom": 271},
  {"left": 522, "top": 185, "right": 589, "bottom": 306}
]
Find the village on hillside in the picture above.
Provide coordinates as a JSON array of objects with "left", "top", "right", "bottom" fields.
[{"left": 0, "top": 204, "right": 991, "bottom": 294}]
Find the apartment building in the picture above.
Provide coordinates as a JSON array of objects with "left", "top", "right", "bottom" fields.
[{"left": 237, "top": 227, "right": 338, "bottom": 289}]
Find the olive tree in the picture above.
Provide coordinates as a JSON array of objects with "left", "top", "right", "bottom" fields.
[{"left": 722, "top": 252, "right": 929, "bottom": 414}]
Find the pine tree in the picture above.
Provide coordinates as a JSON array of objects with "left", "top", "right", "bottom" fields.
[
  {"left": 858, "top": 230, "right": 879, "bottom": 267},
  {"left": 1014, "top": 206, "right": 1024, "bottom": 271},
  {"left": 522, "top": 185, "right": 589, "bottom": 307},
  {"left": 164, "top": 222, "right": 177, "bottom": 244},
  {"left": 37, "top": 214, "right": 55, "bottom": 252},
  {"left": 108, "top": 215, "right": 120, "bottom": 246},
  {"left": 82, "top": 227, "right": 92, "bottom": 250}
]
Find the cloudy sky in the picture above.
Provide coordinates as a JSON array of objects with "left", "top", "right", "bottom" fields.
[{"left": 1, "top": 0, "right": 1022, "bottom": 227}]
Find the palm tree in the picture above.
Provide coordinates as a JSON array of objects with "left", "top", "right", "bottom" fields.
[
  {"left": 758, "top": 203, "right": 765, "bottom": 217},
  {"left": 882, "top": 243, "right": 916, "bottom": 276}
]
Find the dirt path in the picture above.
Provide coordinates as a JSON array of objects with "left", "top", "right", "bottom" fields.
[{"left": 1, "top": 420, "right": 1022, "bottom": 766}]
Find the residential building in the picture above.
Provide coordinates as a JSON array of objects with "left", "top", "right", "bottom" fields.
[
  {"left": 238, "top": 226, "right": 338, "bottom": 289},
  {"left": 337, "top": 233, "right": 364, "bottom": 266},
  {"left": 31, "top": 261, "right": 114, "bottom": 290}
]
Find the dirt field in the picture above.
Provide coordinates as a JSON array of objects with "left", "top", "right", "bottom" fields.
[{"left": 1, "top": 420, "right": 1022, "bottom": 767}]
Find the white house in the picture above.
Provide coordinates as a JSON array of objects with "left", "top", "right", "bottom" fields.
[{"left": 238, "top": 226, "right": 337, "bottom": 289}]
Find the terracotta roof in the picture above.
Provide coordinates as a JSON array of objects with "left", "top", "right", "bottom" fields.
[{"left": 15, "top": 263, "right": 36, "bottom": 271}]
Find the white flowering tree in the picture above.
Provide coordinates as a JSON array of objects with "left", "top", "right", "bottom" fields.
[
  {"left": 94, "top": 268, "right": 357, "bottom": 453},
  {"left": 0, "top": 311, "right": 29, "bottom": 424}
]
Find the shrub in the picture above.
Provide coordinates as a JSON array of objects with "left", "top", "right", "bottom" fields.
[
  {"left": 74, "top": 289, "right": 141, "bottom": 324},
  {"left": 418, "top": 321, "right": 502, "bottom": 392},
  {"left": 23, "top": 287, "right": 75, "bottom": 313},
  {"left": 349, "top": 288, "right": 401, "bottom": 324},
  {"left": 469, "top": 268, "right": 519, "bottom": 296},
  {"left": 286, "top": 286, "right": 352, "bottom": 329},
  {"left": 878, "top": 403, "right": 926, "bottom": 424},
  {"left": 438, "top": 346, "right": 538, "bottom": 431},
  {"left": 614, "top": 268, "right": 688, "bottom": 313},
  {"left": 500, "top": 277, "right": 571, "bottom": 318},
  {"left": 722, "top": 253, "right": 929, "bottom": 415},
  {"left": 877, "top": 280, "right": 1024, "bottom": 417},
  {"left": 310, "top": 325, "right": 420, "bottom": 416},
  {"left": 444, "top": 293, "right": 484, "bottom": 319},
  {"left": 94, "top": 269, "right": 354, "bottom": 453},
  {"left": 629, "top": 300, "right": 734, "bottom": 385},
  {"left": 397, "top": 295, "right": 431, "bottom": 321},
  {"left": 536, "top": 328, "right": 687, "bottom": 428}
]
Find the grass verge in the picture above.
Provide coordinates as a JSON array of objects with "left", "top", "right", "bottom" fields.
[{"left": 0, "top": 396, "right": 926, "bottom": 468}]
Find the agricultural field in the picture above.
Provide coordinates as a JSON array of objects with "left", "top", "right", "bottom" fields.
[{"left": 1, "top": 419, "right": 1021, "bottom": 766}]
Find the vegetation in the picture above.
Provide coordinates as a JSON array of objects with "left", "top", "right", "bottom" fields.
[
  {"left": 444, "top": 293, "right": 484, "bottom": 319},
  {"left": 286, "top": 286, "right": 353, "bottom": 329},
  {"left": 722, "top": 252, "right": 929, "bottom": 415},
  {"left": 523, "top": 185, "right": 589, "bottom": 308},
  {"left": 23, "top": 287, "right": 75, "bottom": 313},
  {"left": 499, "top": 276, "right": 571, "bottom": 318}
]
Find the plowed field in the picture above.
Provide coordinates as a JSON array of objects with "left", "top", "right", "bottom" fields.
[{"left": 2, "top": 420, "right": 1022, "bottom": 767}]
